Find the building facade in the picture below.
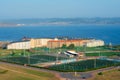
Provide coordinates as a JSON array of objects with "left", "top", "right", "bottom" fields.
[
  {"left": 47, "top": 39, "right": 89, "bottom": 48},
  {"left": 7, "top": 41, "right": 30, "bottom": 49},
  {"left": 85, "top": 40, "right": 104, "bottom": 47},
  {"left": 7, "top": 38, "right": 53, "bottom": 49},
  {"left": 30, "top": 38, "right": 53, "bottom": 48}
]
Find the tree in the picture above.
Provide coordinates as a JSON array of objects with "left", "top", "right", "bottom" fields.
[
  {"left": 11, "top": 51, "right": 15, "bottom": 56},
  {"left": 61, "top": 44, "right": 67, "bottom": 49},
  {"left": 68, "top": 44, "right": 75, "bottom": 49}
]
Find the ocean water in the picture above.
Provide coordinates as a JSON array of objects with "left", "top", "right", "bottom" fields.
[{"left": 0, "top": 25, "right": 120, "bottom": 45}]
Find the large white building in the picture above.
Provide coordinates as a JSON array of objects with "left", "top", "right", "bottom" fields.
[
  {"left": 7, "top": 38, "right": 53, "bottom": 49},
  {"left": 7, "top": 41, "right": 30, "bottom": 49},
  {"left": 84, "top": 40, "right": 105, "bottom": 47}
]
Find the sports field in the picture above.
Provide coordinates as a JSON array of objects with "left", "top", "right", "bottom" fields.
[
  {"left": 48, "top": 59, "right": 118, "bottom": 72},
  {"left": 0, "top": 55, "right": 68, "bottom": 64}
]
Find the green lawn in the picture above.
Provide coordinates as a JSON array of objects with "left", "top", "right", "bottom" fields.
[
  {"left": 75, "top": 46, "right": 111, "bottom": 52},
  {"left": 0, "top": 49, "right": 32, "bottom": 57},
  {"left": 86, "top": 52, "right": 120, "bottom": 56}
]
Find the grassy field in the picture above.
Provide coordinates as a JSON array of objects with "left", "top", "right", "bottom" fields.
[
  {"left": 75, "top": 46, "right": 111, "bottom": 52},
  {"left": 86, "top": 52, "right": 120, "bottom": 56},
  {"left": 88, "top": 69, "right": 120, "bottom": 80},
  {"left": 0, "top": 63, "right": 59, "bottom": 80},
  {"left": 0, "top": 49, "right": 30, "bottom": 56}
]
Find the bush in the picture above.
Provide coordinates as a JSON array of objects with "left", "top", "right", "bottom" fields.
[
  {"left": 0, "top": 70, "right": 8, "bottom": 74},
  {"left": 67, "top": 44, "right": 75, "bottom": 49},
  {"left": 98, "top": 72, "right": 103, "bottom": 75},
  {"left": 118, "top": 68, "right": 120, "bottom": 71},
  {"left": 61, "top": 44, "right": 67, "bottom": 49}
]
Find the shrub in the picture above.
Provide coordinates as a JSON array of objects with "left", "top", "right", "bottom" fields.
[
  {"left": 67, "top": 44, "right": 75, "bottom": 49},
  {"left": 98, "top": 72, "right": 103, "bottom": 75},
  {"left": 0, "top": 70, "right": 8, "bottom": 74},
  {"left": 61, "top": 44, "right": 67, "bottom": 49}
]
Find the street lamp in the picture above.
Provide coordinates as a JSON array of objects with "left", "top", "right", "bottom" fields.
[
  {"left": 55, "top": 49, "right": 61, "bottom": 65},
  {"left": 27, "top": 52, "right": 30, "bottom": 64},
  {"left": 83, "top": 44, "right": 87, "bottom": 58},
  {"left": 99, "top": 51, "right": 101, "bottom": 57},
  {"left": 23, "top": 45, "right": 26, "bottom": 57},
  {"left": 94, "top": 59, "right": 96, "bottom": 68}
]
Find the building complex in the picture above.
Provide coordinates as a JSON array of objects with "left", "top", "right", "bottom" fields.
[{"left": 7, "top": 38, "right": 105, "bottom": 49}]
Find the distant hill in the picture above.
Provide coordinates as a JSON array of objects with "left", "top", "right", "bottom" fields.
[{"left": 0, "top": 18, "right": 120, "bottom": 27}]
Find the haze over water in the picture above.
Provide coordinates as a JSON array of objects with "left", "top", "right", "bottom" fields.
[{"left": 0, "top": 25, "right": 120, "bottom": 45}]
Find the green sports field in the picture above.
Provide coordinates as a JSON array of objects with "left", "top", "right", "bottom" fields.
[{"left": 48, "top": 59, "right": 118, "bottom": 72}]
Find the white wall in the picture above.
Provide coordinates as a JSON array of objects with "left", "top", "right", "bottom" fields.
[
  {"left": 7, "top": 41, "right": 30, "bottom": 49},
  {"left": 85, "top": 40, "right": 104, "bottom": 47}
]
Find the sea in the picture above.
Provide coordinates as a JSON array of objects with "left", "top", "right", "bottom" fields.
[{"left": 0, "top": 24, "right": 120, "bottom": 45}]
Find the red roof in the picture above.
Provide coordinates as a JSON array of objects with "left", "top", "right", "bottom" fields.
[{"left": 48, "top": 40, "right": 84, "bottom": 42}]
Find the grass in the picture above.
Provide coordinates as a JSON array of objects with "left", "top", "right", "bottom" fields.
[
  {"left": 76, "top": 46, "right": 109, "bottom": 51},
  {"left": 0, "top": 49, "right": 31, "bottom": 57},
  {"left": 0, "top": 49, "right": 35, "bottom": 63},
  {"left": 0, "top": 49, "right": 12, "bottom": 56},
  {"left": 88, "top": 69, "right": 120, "bottom": 80},
  {"left": 86, "top": 52, "right": 120, "bottom": 56},
  {"left": 0, "top": 69, "right": 8, "bottom": 74},
  {"left": 0, "top": 63, "right": 59, "bottom": 80}
]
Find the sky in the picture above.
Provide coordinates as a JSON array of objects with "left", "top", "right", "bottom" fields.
[{"left": 0, "top": 0, "right": 120, "bottom": 19}]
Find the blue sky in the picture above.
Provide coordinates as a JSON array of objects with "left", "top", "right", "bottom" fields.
[{"left": 0, "top": 0, "right": 120, "bottom": 19}]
